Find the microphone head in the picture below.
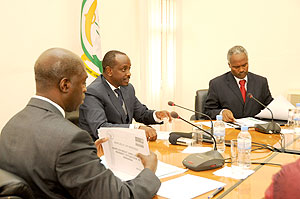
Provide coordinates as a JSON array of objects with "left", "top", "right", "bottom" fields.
[
  {"left": 247, "top": 93, "right": 253, "bottom": 98},
  {"left": 170, "top": 111, "right": 179, "bottom": 119},
  {"left": 168, "top": 101, "right": 175, "bottom": 106},
  {"left": 168, "top": 133, "right": 181, "bottom": 145}
]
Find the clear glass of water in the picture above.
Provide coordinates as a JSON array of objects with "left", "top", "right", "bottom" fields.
[
  {"left": 287, "top": 108, "right": 296, "bottom": 127},
  {"left": 192, "top": 125, "right": 203, "bottom": 146}
]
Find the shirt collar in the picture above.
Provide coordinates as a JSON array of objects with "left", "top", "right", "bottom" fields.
[
  {"left": 233, "top": 75, "right": 248, "bottom": 87},
  {"left": 32, "top": 95, "right": 65, "bottom": 117},
  {"left": 105, "top": 78, "right": 120, "bottom": 91}
]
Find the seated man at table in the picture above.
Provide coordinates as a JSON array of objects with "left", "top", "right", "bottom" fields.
[
  {"left": 265, "top": 158, "right": 300, "bottom": 199},
  {"left": 204, "top": 45, "right": 273, "bottom": 122},
  {"left": 0, "top": 48, "right": 161, "bottom": 198},
  {"left": 79, "top": 50, "right": 171, "bottom": 141}
]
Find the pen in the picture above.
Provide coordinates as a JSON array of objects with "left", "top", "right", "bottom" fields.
[
  {"left": 208, "top": 186, "right": 224, "bottom": 199},
  {"left": 225, "top": 122, "right": 235, "bottom": 128}
]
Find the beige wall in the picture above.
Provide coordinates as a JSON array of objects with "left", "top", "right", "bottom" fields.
[
  {"left": 1, "top": 0, "right": 300, "bottom": 130},
  {"left": 0, "top": 0, "right": 141, "bottom": 130},
  {"left": 175, "top": 0, "right": 300, "bottom": 120}
]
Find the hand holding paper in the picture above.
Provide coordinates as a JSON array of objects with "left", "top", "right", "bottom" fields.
[
  {"left": 139, "top": 126, "right": 157, "bottom": 141},
  {"left": 137, "top": 151, "right": 158, "bottom": 173},
  {"left": 95, "top": 137, "right": 109, "bottom": 157},
  {"left": 98, "top": 128, "right": 152, "bottom": 180}
]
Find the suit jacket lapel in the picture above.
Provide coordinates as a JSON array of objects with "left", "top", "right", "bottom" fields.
[
  {"left": 102, "top": 76, "right": 127, "bottom": 123},
  {"left": 226, "top": 73, "right": 245, "bottom": 105},
  {"left": 245, "top": 72, "right": 254, "bottom": 107}
]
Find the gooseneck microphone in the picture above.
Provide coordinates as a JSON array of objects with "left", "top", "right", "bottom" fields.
[
  {"left": 248, "top": 93, "right": 281, "bottom": 134},
  {"left": 248, "top": 93, "right": 274, "bottom": 122},
  {"left": 170, "top": 111, "right": 224, "bottom": 171},
  {"left": 168, "top": 101, "right": 214, "bottom": 133},
  {"left": 170, "top": 111, "right": 217, "bottom": 150}
]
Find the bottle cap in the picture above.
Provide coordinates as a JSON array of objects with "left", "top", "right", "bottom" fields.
[
  {"left": 241, "top": 126, "right": 248, "bottom": 131},
  {"left": 216, "top": 115, "right": 222, "bottom": 120}
]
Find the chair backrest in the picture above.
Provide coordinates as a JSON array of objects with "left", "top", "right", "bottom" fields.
[
  {"left": 0, "top": 168, "right": 35, "bottom": 199},
  {"left": 193, "top": 89, "right": 208, "bottom": 120}
]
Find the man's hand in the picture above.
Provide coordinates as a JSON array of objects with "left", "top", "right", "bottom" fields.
[
  {"left": 139, "top": 126, "right": 157, "bottom": 141},
  {"left": 95, "top": 137, "right": 109, "bottom": 157},
  {"left": 155, "top": 110, "right": 172, "bottom": 122},
  {"left": 137, "top": 151, "right": 158, "bottom": 173},
  {"left": 222, "top": 109, "right": 235, "bottom": 123}
]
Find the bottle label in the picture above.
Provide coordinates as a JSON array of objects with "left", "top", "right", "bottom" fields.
[
  {"left": 237, "top": 139, "right": 251, "bottom": 149},
  {"left": 214, "top": 127, "right": 225, "bottom": 136}
]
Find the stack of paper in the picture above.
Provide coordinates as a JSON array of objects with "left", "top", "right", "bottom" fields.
[{"left": 255, "top": 95, "right": 295, "bottom": 120}]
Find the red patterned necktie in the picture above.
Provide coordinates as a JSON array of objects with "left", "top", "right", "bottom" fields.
[{"left": 239, "top": 80, "right": 246, "bottom": 102}]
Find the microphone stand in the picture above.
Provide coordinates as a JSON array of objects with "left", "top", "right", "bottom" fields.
[
  {"left": 170, "top": 111, "right": 225, "bottom": 171},
  {"left": 248, "top": 94, "right": 281, "bottom": 134},
  {"left": 177, "top": 116, "right": 217, "bottom": 150},
  {"left": 168, "top": 102, "right": 214, "bottom": 134}
]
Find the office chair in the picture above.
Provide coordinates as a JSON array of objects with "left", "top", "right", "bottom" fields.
[
  {"left": 0, "top": 168, "right": 35, "bottom": 199},
  {"left": 190, "top": 89, "right": 208, "bottom": 120}
]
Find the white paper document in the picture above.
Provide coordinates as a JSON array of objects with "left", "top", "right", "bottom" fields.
[
  {"left": 195, "top": 121, "right": 239, "bottom": 129},
  {"left": 98, "top": 128, "right": 149, "bottom": 181},
  {"left": 181, "top": 146, "right": 212, "bottom": 153},
  {"left": 255, "top": 95, "right": 295, "bottom": 120},
  {"left": 156, "top": 131, "right": 171, "bottom": 140},
  {"left": 157, "top": 174, "right": 225, "bottom": 199},
  {"left": 213, "top": 166, "right": 254, "bottom": 180},
  {"left": 234, "top": 117, "right": 268, "bottom": 127},
  {"left": 101, "top": 156, "right": 187, "bottom": 181},
  {"left": 156, "top": 160, "right": 187, "bottom": 179}
]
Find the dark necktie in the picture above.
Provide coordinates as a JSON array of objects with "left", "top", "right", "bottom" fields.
[
  {"left": 114, "top": 88, "right": 123, "bottom": 106},
  {"left": 239, "top": 80, "right": 246, "bottom": 102}
]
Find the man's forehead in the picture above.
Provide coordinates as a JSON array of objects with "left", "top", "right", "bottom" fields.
[{"left": 115, "top": 54, "right": 131, "bottom": 66}]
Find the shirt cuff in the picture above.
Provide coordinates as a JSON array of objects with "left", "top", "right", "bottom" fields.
[
  {"left": 153, "top": 111, "right": 162, "bottom": 123},
  {"left": 130, "top": 124, "right": 141, "bottom": 129},
  {"left": 219, "top": 109, "right": 225, "bottom": 115}
]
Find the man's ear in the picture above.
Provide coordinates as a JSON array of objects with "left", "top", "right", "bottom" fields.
[
  {"left": 59, "top": 78, "right": 71, "bottom": 93},
  {"left": 106, "top": 66, "right": 113, "bottom": 76}
]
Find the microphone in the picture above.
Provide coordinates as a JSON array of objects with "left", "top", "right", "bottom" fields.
[
  {"left": 170, "top": 111, "right": 224, "bottom": 171},
  {"left": 168, "top": 101, "right": 214, "bottom": 133},
  {"left": 248, "top": 93, "right": 281, "bottom": 134},
  {"left": 170, "top": 111, "right": 216, "bottom": 150},
  {"left": 168, "top": 132, "right": 193, "bottom": 145}
]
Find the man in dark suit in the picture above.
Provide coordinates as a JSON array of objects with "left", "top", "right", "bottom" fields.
[
  {"left": 79, "top": 50, "right": 171, "bottom": 141},
  {"left": 0, "top": 48, "right": 160, "bottom": 198},
  {"left": 204, "top": 45, "right": 273, "bottom": 122}
]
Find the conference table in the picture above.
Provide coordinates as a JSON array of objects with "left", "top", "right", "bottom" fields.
[{"left": 149, "top": 120, "right": 300, "bottom": 199}]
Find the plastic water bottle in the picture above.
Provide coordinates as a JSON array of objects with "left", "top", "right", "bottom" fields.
[
  {"left": 213, "top": 115, "right": 225, "bottom": 153},
  {"left": 294, "top": 103, "right": 300, "bottom": 134},
  {"left": 237, "top": 126, "right": 252, "bottom": 169}
]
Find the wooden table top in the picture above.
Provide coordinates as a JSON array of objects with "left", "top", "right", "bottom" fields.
[
  {"left": 221, "top": 153, "right": 299, "bottom": 199},
  {"left": 149, "top": 119, "right": 300, "bottom": 199}
]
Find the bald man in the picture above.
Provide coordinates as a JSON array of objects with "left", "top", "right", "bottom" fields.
[{"left": 0, "top": 48, "right": 160, "bottom": 198}]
